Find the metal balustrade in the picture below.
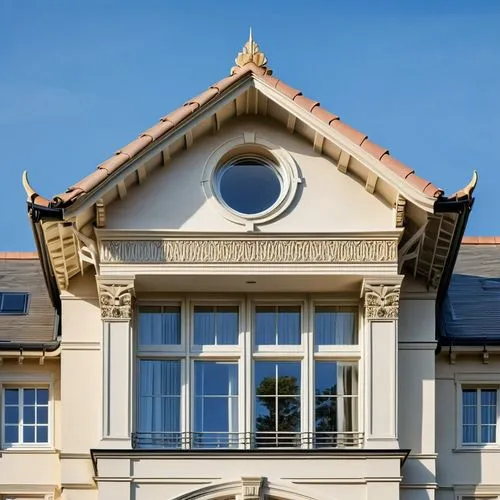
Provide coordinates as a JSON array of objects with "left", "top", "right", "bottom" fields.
[{"left": 131, "top": 431, "right": 364, "bottom": 449}]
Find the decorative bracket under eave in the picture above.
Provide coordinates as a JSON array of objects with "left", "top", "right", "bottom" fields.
[{"left": 72, "top": 226, "right": 99, "bottom": 275}]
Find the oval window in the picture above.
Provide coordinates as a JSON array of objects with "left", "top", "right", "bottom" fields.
[{"left": 217, "top": 157, "right": 282, "bottom": 216}]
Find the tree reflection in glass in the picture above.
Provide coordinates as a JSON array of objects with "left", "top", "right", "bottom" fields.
[
  {"left": 315, "top": 361, "right": 358, "bottom": 447},
  {"left": 255, "top": 361, "right": 301, "bottom": 447}
]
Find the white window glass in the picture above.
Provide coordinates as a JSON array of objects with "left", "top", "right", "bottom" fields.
[
  {"left": 255, "top": 361, "right": 301, "bottom": 447},
  {"left": 3, "top": 388, "right": 49, "bottom": 446},
  {"left": 314, "top": 306, "right": 356, "bottom": 345},
  {"left": 255, "top": 305, "right": 301, "bottom": 345},
  {"left": 462, "top": 388, "right": 497, "bottom": 445},
  {"left": 193, "top": 306, "right": 239, "bottom": 345},
  {"left": 194, "top": 361, "right": 238, "bottom": 448},
  {"left": 139, "top": 306, "right": 181, "bottom": 345},
  {"left": 137, "top": 360, "right": 181, "bottom": 448},
  {"left": 315, "top": 361, "right": 358, "bottom": 446}
]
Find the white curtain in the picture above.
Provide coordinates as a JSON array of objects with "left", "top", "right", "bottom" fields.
[
  {"left": 194, "top": 306, "right": 238, "bottom": 345},
  {"left": 315, "top": 307, "right": 355, "bottom": 345},
  {"left": 277, "top": 306, "right": 301, "bottom": 345},
  {"left": 139, "top": 306, "right": 180, "bottom": 345},
  {"left": 138, "top": 360, "right": 181, "bottom": 446}
]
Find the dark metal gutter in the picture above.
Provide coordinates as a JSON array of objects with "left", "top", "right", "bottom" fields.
[
  {"left": 22, "top": 201, "right": 64, "bottom": 351},
  {"left": 434, "top": 196, "right": 474, "bottom": 346},
  {"left": 0, "top": 340, "right": 60, "bottom": 352}
]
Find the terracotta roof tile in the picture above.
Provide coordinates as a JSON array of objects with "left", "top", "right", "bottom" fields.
[
  {"left": 0, "top": 252, "right": 39, "bottom": 260},
  {"left": 31, "top": 194, "right": 51, "bottom": 207},
  {"left": 423, "top": 182, "right": 444, "bottom": 198},
  {"left": 117, "top": 136, "right": 153, "bottom": 159},
  {"left": 275, "top": 81, "right": 302, "bottom": 100},
  {"left": 185, "top": 88, "right": 220, "bottom": 108},
  {"left": 293, "top": 95, "right": 320, "bottom": 113},
  {"left": 97, "top": 154, "right": 129, "bottom": 175},
  {"left": 36, "top": 62, "right": 447, "bottom": 208},
  {"left": 161, "top": 103, "right": 198, "bottom": 125},
  {"left": 54, "top": 187, "right": 85, "bottom": 205},
  {"left": 260, "top": 73, "right": 280, "bottom": 88},
  {"left": 311, "top": 106, "right": 339, "bottom": 124},
  {"left": 330, "top": 120, "right": 367, "bottom": 146},
  {"left": 361, "top": 138, "right": 388, "bottom": 161},
  {"left": 70, "top": 169, "right": 108, "bottom": 193},
  {"left": 141, "top": 121, "right": 175, "bottom": 141},
  {"left": 380, "top": 155, "right": 414, "bottom": 178},
  {"left": 210, "top": 72, "right": 245, "bottom": 93},
  {"left": 462, "top": 236, "right": 500, "bottom": 245},
  {"left": 406, "top": 174, "right": 433, "bottom": 193}
]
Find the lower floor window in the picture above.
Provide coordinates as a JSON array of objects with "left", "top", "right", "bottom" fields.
[
  {"left": 136, "top": 358, "right": 358, "bottom": 449},
  {"left": 2, "top": 387, "right": 49, "bottom": 447},
  {"left": 462, "top": 387, "right": 498, "bottom": 445}
]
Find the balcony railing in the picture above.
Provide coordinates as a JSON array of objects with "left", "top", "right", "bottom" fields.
[{"left": 132, "top": 431, "right": 364, "bottom": 449}]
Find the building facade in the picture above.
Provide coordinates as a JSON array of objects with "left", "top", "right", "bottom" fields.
[{"left": 1, "top": 35, "right": 498, "bottom": 500}]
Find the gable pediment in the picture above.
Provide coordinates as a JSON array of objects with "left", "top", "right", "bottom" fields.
[
  {"left": 104, "top": 115, "right": 396, "bottom": 233},
  {"left": 24, "top": 36, "right": 475, "bottom": 292}
]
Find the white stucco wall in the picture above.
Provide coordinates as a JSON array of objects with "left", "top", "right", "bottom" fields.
[
  {"left": 398, "top": 288, "right": 437, "bottom": 500},
  {"left": 60, "top": 274, "right": 101, "bottom": 500},
  {"left": 105, "top": 117, "right": 394, "bottom": 233},
  {"left": 435, "top": 353, "right": 500, "bottom": 500}
]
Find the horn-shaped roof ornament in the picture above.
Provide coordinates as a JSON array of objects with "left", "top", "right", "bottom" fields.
[{"left": 448, "top": 170, "right": 478, "bottom": 201}]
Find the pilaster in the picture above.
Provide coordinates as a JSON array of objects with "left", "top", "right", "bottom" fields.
[
  {"left": 362, "top": 277, "right": 403, "bottom": 449},
  {"left": 97, "top": 276, "right": 135, "bottom": 448}
]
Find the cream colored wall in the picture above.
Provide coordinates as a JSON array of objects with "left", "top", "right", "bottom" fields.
[
  {"left": 105, "top": 116, "right": 394, "bottom": 233},
  {"left": 398, "top": 288, "right": 437, "bottom": 500},
  {"left": 60, "top": 273, "right": 101, "bottom": 500},
  {"left": 95, "top": 453, "right": 403, "bottom": 500},
  {"left": 435, "top": 353, "right": 500, "bottom": 500},
  {"left": 0, "top": 358, "right": 61, "bottom": 499}
]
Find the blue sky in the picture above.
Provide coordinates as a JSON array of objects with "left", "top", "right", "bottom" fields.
[{"left": 1, "top": 1, "right": 499, "bottom": 250}]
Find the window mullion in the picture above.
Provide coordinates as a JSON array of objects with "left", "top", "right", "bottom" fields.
[
  {"left": 19, "top": 389, "right": 24, "bottom": 445},
  {"left": 477, "top": 389, "right": 481, "bottom": 444}
]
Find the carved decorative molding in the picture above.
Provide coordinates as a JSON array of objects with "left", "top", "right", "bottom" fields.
[
  {"left": 97, "top": 279, "right": 135, "bottom": 320},
  {"left": 395, "top": 195, "right": 406, "bottom": 228},
  {"left": 100, "top": 238, "right": 397, "bottom": 265},
  {"left": 241, "top": 476, "right": 265, "bottom": 500},
  {"left": 363, "top": 284, "right": 401, "bottom": 320}
]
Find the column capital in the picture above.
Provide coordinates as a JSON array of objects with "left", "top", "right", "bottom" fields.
[
  {"left": 96, "top": 276, "right": 135, "bottom": 320},
  {"left": 361, "top": 277, "right": 403, "bottom": 320}
]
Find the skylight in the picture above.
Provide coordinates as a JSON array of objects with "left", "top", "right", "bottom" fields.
[{"left": 0, "top": 293, "right": 30, "bottom": 315}]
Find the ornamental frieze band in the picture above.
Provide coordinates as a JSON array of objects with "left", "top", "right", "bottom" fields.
[{"left": 100, "top": 238, "right": 397, "bottom": 264}]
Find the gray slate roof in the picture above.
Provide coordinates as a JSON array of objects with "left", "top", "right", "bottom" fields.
[
  {"left": 441, "top": 243, "right": 500, "bottom": 343},
  {"left": 0, "top": 257, "right": 56, "bottom": 345}
]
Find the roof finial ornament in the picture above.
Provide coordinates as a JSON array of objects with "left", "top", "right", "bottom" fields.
[{"left": 232, "top": 28, "right": 270, "bottom": 75}]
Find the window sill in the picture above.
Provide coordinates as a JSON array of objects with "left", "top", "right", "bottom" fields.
[{"left": 453, "top": 446, "right": 500, "bottom": 453}]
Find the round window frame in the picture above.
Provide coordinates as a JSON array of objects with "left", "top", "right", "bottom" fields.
[
  {"left": 202, "top": 135, "right": 301, "bottom": 226},
  {"left": 214, "top": 154, "right": 284, "bottom": 218}
]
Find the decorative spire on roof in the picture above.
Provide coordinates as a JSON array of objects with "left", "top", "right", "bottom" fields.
[{"left": 232, "top": 28, "right": 270, "bottom": 74}]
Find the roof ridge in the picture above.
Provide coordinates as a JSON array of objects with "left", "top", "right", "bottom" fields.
[
  {"left": 462, "top": 236, "right": 500, "bottom": 245},
  {"left": 23, "top": 55, "right": 475, "bottom": 210},
  {"left": 0, "top": 251, "right": 39, "bottom": 260}
]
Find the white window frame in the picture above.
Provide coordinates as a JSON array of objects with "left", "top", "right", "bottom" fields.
[
  {"left": 135, "top": 295, "right": 362, "bottom": 449},
  {"left": 455, "top": 373, "right": 500, "bottom": 450},
  {"left": 0, "top": 373, "right": 54, "bottom": 450}
]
